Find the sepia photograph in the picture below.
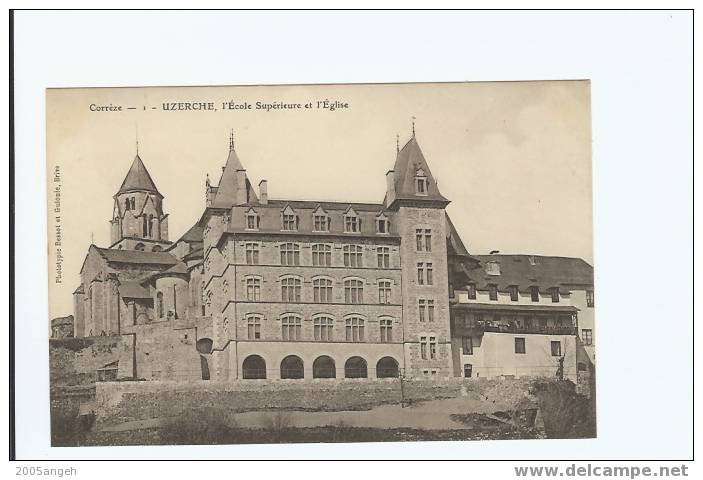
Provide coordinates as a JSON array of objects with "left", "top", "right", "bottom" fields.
[{"left": 46, "top": 80, "right": 596, "bottom": 447}]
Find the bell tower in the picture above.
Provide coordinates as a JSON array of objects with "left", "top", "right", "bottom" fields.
[{"left": 110, "top": 153, "right": 170, "bottom": 251}]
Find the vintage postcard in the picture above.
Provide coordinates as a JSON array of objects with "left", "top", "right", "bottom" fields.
[{"left": 47, "top": 81, "right": 595, "bottom": 446}]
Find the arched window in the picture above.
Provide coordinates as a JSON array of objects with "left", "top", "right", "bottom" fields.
[
  {"left": 148, "top": 214, "right": 154, "bottom": 237},
  {"left": 245, "top": 276, "right": 261, "bottom": 301},
  {"left": 280, "top": 243, "right": 300, "bottom": 266},
  {"left": 242, "top": 355, "right": 267, "bottom": 379},
  {"left": 345, "top": 316, "right": 365, "bottom": 342},
  {"left": 142, "top": 215, "right": 148, "bottom": 237},
  {"left": 344, "top": 279, "right": 364, "bottom": 304},
  {"left": 344, "top": 356, "right": 368, "bottom": 378},
  {"left": 281, "top": 314, "right": 302, "bottom": 341},
  {"left": 130, "top": 197, "right": 136, "bottom": 210},
  {"left": 343, "top": 245, "right": 363, "bottom": 267},
  {"left": 280, "top": 355, "right": 304, "bottom": 379},
  {"left": 313, "top": 277, "right": 333, "bottom": 303},
  {"left": 281, "top": 276, "right": 302, "bottom": 302},
  {"left": 156, "top": 291, "right": 164, "bottom": 318},
  {"left": 311, "top": 244, "right": 332, "bottom": 266},
  {"left": 135, "top": 242, "right": 145, "bottom": 251},
  {"left": 376, "top": 357, "right": 399, "bottom": 378},
  {"left": 313, "top": 355, "right": 336, "bottom": 378},
  {"left": 152, "top": 245, "right": 162, "bottom": 252},
  {"left": 125, "top": 198, "right": 130, "bottom": 211},
  {"left": 313, "top": 315, "right": 333, "bottom": 341}
]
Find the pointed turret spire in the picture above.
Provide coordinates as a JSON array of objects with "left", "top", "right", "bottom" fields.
[
  {"left": 229, "top": 129, "right": 235, "bottom": 152},
  {"left": 412, "top": 116, "right": 416, "bottom": 138},
  {"left": 211, "top": 133, "right": 258, "bottom": 207},
  {"left": 117, "top": 153, "right": 161, "bottom": 196},
  {"left": 396, "top": 134, "right": 400, "bottom": 153}
]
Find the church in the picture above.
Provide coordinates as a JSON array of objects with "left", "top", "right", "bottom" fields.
[{"left": 71, "top": 131, "right": 594, "bottom": 381}]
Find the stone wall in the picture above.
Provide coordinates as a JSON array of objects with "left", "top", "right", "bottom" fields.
[
  {"left": 50, "top": 336, "right": 123, "bottom": 386},
  {"left": 94, "top": 377, "right": 538, "bottom": 428}
]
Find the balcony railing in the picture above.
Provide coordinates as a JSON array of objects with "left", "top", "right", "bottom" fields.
[{"left": 453, "top": 321, "right": 577, "bottom": 336}]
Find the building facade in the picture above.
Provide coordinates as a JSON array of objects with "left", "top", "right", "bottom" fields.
[{"left": 71, "top": 132, "right": 594, "bottom": 382}]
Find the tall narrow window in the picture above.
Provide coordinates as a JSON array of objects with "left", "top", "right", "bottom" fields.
[
  {"left": 424, "top": 229, "right": 432, "bottom": 251},
  {"left": 245, "top": 243, "right": 259, "bottom": 265},
  {"left": 489, "top": 284, "right": 498, "bottom": 301},
  {"left": 530, "top": 286, "right": 540, "bottom": 302},
  {"left": 313, "top": 278, "right": 333, "bottom": 303},
  {"left": 282, "top": 315, "right": 302, "bottom": 341},
  {"left": 551, "top": 288, "right": 560, "bottom": 303},
  {"left": 418, "top": 299, "right": 426, "bottom": 322},
  {"left": 312, "top": 244, "right": 332, "bottom": 267},
  {"left": 314, "top": 316, "right": 333, "bottom": 341},
  {"left": 467, "top": 284, "right": 476, "bottom": 300},
  {"left": 551, "top": 340, "right": 562, "bottom": 356},
  {"left": 417, "top": 263, "right": 425, "bottom": 285},
  {"left": 420, "top": 337, "right": 427, "bottom": 359},
  {"left": 130, "top": 197, "right": 135, "bottom": 210},
  {"left": 586, "top": 290, "right": 595, "bottom": 307},
  {"left": 345, "top": 317, "right": 365, "bottom": 342},
  {"left": 427, "top": 300, "right": 435, "bottom": 322},
  {"left": 376, "top": 218, "right": 389, "bottom": 233},
  {"left": 426, "top": 263, "right": 433, "bottom": 285},
  {"left": 280, "top": 243, "right": 300, "bottom": 266},
  {"left": 344, "top": 279, "right": 364, "bottom": 304},
  {"left": 148, "top": 214, "right": 154, "bottom": 237},
  {"left": 380, "top": 318, "right": 393, "bottom": 342},
  {"left": 515, "top": 337, "right": 526, "bottom": 354},
  {"left": 156, "top": 291, "right": 164, "bottom": 318},
  {"left": 378, "top": 280, "right": 392, "bottom": 304},
  {"left": 142, "top": 216, "right": 148, "bottom": 237},
  {"left": 245, "top": 277, "right": 261, "bottom": 301},
  {"left": 509, "top": 286, "right": 519, "bottom": 302},
  {"left": 246, "top": 211, "right": 259, "bottom": 230},
  {"left": 343, "top": 245, "right": 363, "bottom": 267},
  {"left": 247, "top": 315, "right": 261, "bottom": 340},
  {"left": 429, "top": 337, "right": 437, "bottom": 359},
  {"left": 281, "top": 277, "right": 302, "bottom": 302},
  {"left": 462, "top": 336, "right": 473, "bottom": 355},
  {"left": 582, "top": 329, "right": 593, "bottom": 346},
  {"left": 377, "top": 246, "right": 390, "bottom": 268},
  {"left": 416, "top": 229, "right": 423, "bottom": 251}
]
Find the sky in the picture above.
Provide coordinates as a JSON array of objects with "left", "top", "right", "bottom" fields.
[{"left": 47, "top": 80, "right": 592, "bottom": 318}]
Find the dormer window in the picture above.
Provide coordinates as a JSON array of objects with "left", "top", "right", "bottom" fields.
[
  {"left": 312, "top": 207, "right": 330, "bottom": 232},
  {"left": 245, "top": 208, "right": 259, "bottom": 230},
  {"left": 415, "top": 168, "right": 428, "bottom": 195},
  {"left": 376, "top": 213, "right": 390, "bottom": 234},
  {"left": 344, "top": 208, "right": 361, "bottom": 233},
  {"left": 281, "top": 205, "right": 298, "bottom": 231}
]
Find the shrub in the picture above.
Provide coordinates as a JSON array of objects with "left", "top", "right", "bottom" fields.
[{"left": 532, "top": 380, "right": 595, "bottom": 439}]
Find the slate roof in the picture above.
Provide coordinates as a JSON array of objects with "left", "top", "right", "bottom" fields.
[
  {"left": 118, "top": 282, "right": 152, "bottom": 299},
  {"left": 466, "top": 254, "right": 594, "bottom": 292},
  {"left": 175, "top": 224, "right": 204, "bottom": 244},
  {"left": 391, "top": 137, "right": 449, "bottom": 203},
  {"left": 264, "top": 199, "right": 387, "bottom": 212},
  {"left": 95, "top": 247, "right": 179, "bottom": 266},
  {"left": 211, "top": 148, "right": 259, "bottom": 207},
  {"left": 446, "top": 213, "right": 471, "bottom": 257},
  {"left": 117, "top": 155, "right": 161, "bottom": 196}
]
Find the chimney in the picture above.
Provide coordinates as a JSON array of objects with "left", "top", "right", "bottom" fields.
[
  {"left": 259, "top": 179, "right": 268, "bottom": 205},
  {"left": 385, "top": 170, "right": 396, "bottom": 207},
  {"left": 235, "top": 169, "right": 247, "bottom": 205}
]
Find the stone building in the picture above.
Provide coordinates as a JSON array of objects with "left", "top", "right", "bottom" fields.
[{"left": 71, "top": 131, "right": 594, "bottom": 382}]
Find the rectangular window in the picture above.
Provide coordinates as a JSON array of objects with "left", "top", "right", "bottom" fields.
[
  {"left": 281, "top": 278, "right": 301, "bottom": 302},
  {"left": 378, "top": 280, "right": 392, "bottom": 304},
  {"left": 416, "top": 229, "right": 423, "bottom": 251},
  {"left": 380, "top": 318, "right": 393, "bottom": 343},
  {"left": 344, "top": 280, "right": 364, "bottom": 304},
  {"left": 247, "top": 316, "right": 261, "bottom": 340},
  {"left": 377, "top": 246, "right": 390, "bottom": 268},
  {"left": 428, "top": 300, "right": 435, "bottom": 322},
  {"left": 344, "top": 216, "right": 360, "bottom": 233},
  {"left": 280, "top": 243, "right": 300, "bottom": 266},
  {"left": 429, "top": 337, "right": 437, "bottom": 359},
  {"left": 246, "top": 214, "right": 258, "bottom": 230},
  {"left": 282, "top": 214, "right": 297, "bottom": 231},
  {"left": 467, "top": 284, "right": 476, "bottom": 300},
  {"left": 313, "top": 279, "right": 333, "bottom": 303},
  {"left": 343, "top": 245, "right": 363, "bottom": 267},
  {"left": 420, "top": 336, "right": 427, "bottom": 360},
  {"left": 462, "top": 336, "right": 473, "bottom": 355},
  {"left": 530, "top": 286, "right": 540, "bottom": 302},
  {"left": 515, "top": 337, "right": 526, "bottom": 354},
  {"left": 282, "top": 316, "right": 302, "bottom": 341},
  {"left": 245, "top": 243, "right": 259, "bottom": 265},
  {"left": 313, "top": 215, "right": 329, "bottom": 232},
  {"left": 586, "top": 290, "right": 595, "bottom": 307},
  {"left": 424, "top": 229, "right": 432, "bottom": 252},
  {"left": 377, "top": 219, "right": 388, "bottom": 233},
  {"left": 582, "top": 329, "right": 593, "bottom": 346},
  {"left": 426, "top": 263, "right": 433, "bottom": 285},
  {"left": 417, "top": 263, "right": 424, "bottom": 285},
  {"left": 489, "top": 284, "right": 498, "bottom": 301},
  {"left": 245, "top": 277, "right": 261, "bottom": 301},
  {"left": 551, "top": 340, "right": 562, "bottom": 356},
  {"left": 418, "top": 299, "right": 426, "bottom": 322},
  {"left": 416, "top": 178, "right": 426, "bottom": 194},
  {"left": 551, "top": 289, "right": 560, "bottom": 303},
  {"left": 509, "top": 286, "right": 518, "bottom": 302},
  {"left": 312, "top": 244, "right": 331, "bottom": 266}
]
